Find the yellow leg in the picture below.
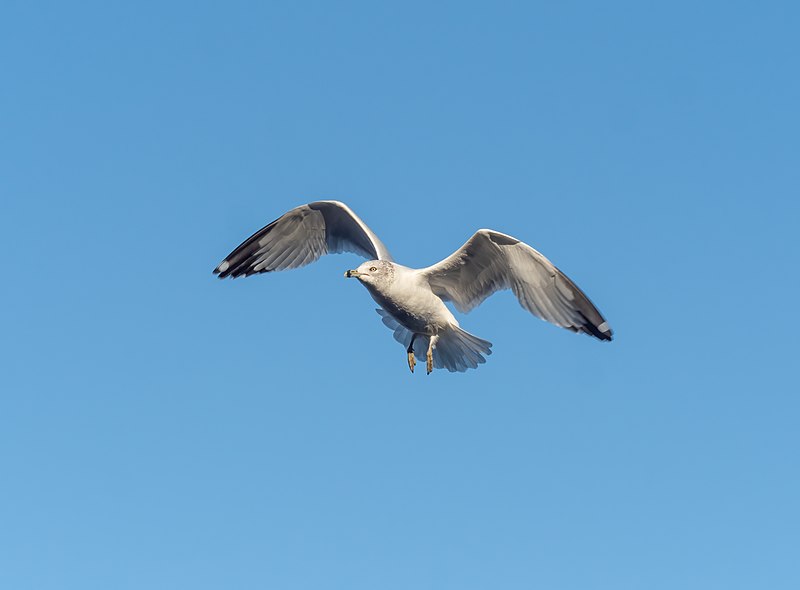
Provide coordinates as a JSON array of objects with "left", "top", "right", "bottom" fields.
[{"left": 426, "top": 334, "right": 439, "bottom": 375}]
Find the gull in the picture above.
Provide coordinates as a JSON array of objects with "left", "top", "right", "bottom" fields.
[{"left": 214, "top": 201, "right": 612, "bottom": 374}]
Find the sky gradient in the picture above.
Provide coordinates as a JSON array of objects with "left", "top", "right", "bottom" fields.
[{"left": 2, "top": 1, "right": 799, "bottom": 589}]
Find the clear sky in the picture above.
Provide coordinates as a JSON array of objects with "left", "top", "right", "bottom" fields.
[{"left": 2, "top": 1, "right": 799, "bottom": 588}]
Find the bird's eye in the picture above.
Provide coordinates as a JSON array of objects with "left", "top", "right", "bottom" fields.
[{"left": 369, "top": 266, "right": 377, "bottom": 272}]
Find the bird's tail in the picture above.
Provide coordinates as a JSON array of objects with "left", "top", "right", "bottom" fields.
[
  {"left": 376, "top": 309, "right": 492, "bottom": 372},
  {"left": 431, "top": 326, "right": 493, "bottom": 372}
]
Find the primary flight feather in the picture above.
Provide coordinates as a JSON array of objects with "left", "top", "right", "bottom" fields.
[{"left": 214, "top": 200, "right": 612, "bottom": 374}]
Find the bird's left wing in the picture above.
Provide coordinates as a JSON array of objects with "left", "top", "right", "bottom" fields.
[
  {"left": 420, "top": 229, "right": 613, "bottom": 340},
  {"left": 214, "top": 200, "right": 392, "bottom": 278}
]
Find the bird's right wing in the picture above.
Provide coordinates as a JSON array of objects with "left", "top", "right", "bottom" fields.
[
  {"left": 214, "top": 201, "right": 393, "bottom": 278},
  {"left": 420, "top": 229, "right": 613, "bottom": 341}
]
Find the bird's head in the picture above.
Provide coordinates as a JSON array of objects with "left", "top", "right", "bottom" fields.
[{"left": 345, "top": 260, "right": 395, "bottom": 287}]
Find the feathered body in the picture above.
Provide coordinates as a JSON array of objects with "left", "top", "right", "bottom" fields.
[
  {"left": 349, "top": 259, "right": 493, "bottom": 372},
  {"left": 358, "top": 261, "right": 454, "bottom": 335}
]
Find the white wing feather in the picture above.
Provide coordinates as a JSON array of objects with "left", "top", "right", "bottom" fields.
[
  {"left": 214, "top": 201, "right": 392, "bottom": 278},
  {"left": 420, "top": 229, "right": 612, "bottom": 340}
]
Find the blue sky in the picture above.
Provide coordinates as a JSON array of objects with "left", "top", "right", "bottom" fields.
[{"left": 2, "top": 1, "right": 799, "bottom": 588}]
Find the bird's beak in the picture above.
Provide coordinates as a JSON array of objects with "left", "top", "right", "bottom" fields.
[{"left": 345, "top": 269, "right": 361, "bottom": 278}]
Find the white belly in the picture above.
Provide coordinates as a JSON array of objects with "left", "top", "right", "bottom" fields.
[{"left": 365, "top": 273, "right": 456, "bottom": 335}]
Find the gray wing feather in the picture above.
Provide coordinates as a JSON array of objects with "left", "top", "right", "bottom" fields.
[
  {"left": 214, "top": 201, "right": 392, "bottom": 278},
  {"left": 420, "top": 229, "right": 613, "bottom": 341}
]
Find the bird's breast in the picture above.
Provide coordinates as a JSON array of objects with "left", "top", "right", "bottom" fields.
[{"left": 364, "top": 278, "right": 455, "bottom": 335}]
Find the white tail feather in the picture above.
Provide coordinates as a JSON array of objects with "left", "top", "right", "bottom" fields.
[{"left": 376, "top": 309, "right": 492, "bottom": 372}]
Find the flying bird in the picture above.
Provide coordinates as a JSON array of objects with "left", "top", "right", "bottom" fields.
[{"left": 214, "top": 201, "right": 612, "bottom": 374}]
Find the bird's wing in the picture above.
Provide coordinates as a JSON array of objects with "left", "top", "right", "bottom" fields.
[
  {"left": 214, "top": 201, "right": 393, "bottom": 278},
  {"left": 419, "top": 229, "right": 613, "bottom": 341}
]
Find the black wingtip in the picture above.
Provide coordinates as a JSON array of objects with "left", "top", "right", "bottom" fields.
[
  {"left": 213, "top": 260, "right": 232, "bottom": 278},
  {"left": 597, "top": 321, "right": 614, "bottom": 342},
  {"left": 576, "top": 311, "right": 613, "bottom": 341},
  {"left": 587, "top": 324, "right": 613, "bottom": 341}
]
